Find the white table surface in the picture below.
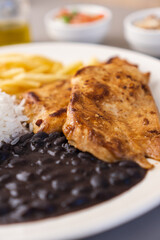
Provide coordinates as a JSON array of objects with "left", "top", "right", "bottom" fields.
[{"left": 29, "top": 1, "right": 160, "bottom": 239}]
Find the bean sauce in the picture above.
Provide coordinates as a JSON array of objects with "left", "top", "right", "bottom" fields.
[{"left": 0, "top": 132, "right": 146, "bottom": 224}]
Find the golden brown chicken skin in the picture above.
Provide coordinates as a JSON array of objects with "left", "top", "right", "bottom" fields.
[
  {"left": 23, "top": 79, "right": 71, "bottom": 133},
  {"left": 63, "top": 58, "right": 160, "bottom": 169}
]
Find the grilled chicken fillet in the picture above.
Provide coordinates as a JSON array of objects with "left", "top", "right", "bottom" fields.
[
  {"left": 23, "top": 79, "right": 71, "bottom": 133},
  {"left": 63, "top": 58, "right": 160, "bottom": 169}
]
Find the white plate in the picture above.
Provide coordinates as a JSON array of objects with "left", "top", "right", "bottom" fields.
[{"left": 0, "top": 42, "right": 160, "bottom": 240}]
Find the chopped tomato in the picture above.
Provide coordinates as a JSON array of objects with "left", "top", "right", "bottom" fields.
[
  {"left": 55, "top": 9, "right": 105, "bottom": 24},
  {"left": 56, "top": 9, "right": 70, "bottom": 18},
  {"left": 70, "top": 14, "right": 104, "bottom": 24}
]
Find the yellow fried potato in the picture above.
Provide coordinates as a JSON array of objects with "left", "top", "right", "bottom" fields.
[
  {"left": 13, "top": 73, "right": 67, "bottom": 83},
  {"left": 51, "top": 62, "right": 63, "bottom": 73},
  {"left": 29, "top": 65, "right": 52, "bottom": 74},
  {"left": 0, "top": 85, "right": 25, "bottom": 94},
  {"left": 0, "top": 68, "right": 25, "bottom": 78},
  {"left": 27, "top": 55, "right": 54, "bottom": 66},
  {"left": 0, "top": 78, "right": 40, "bottom": 88},
  {"left": 58, "top": 61, "right": 84, "bottom": 75},
  {"left": 88, "top": 57, "right": 101, "bottom": 66},
  {"left": 0, "top": 53, "right": 101, "bottom": 95}
]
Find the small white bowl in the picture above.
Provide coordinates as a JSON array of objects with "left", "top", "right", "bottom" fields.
[
  {"left": 44, "top": 4, "right": 112, "bottom": 43},
  {"left": 124, "top": 8, "right": 160, "bottom": 57}
]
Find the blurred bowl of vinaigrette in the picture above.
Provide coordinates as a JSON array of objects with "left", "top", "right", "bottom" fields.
[{"left": 44, "top": 4, "right": 112, "bottom": 43}]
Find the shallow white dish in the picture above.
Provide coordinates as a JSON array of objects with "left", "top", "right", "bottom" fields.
[
  {"left": 124, "top": 8, "right": 160, "bottom": 57},
  {"left": 0, "top": 42, "right": 160, "bottom": 240},
  {"left": 44, "top": 4, "right": 112, "bottom": 43}
]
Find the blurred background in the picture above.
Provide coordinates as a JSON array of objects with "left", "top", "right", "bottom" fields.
[
  {"left": 30, "top": 0, "right": 160, "bottom": 48},
  {"left": 0, "top": 0, "right": 159, "bottom": 49}
]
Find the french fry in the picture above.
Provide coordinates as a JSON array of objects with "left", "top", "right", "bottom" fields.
[
  {"left": 0, "top": 78, "right": 40, "bottom": 88},
  {"left": 29, "top": 65, "right": 52, "bottom": 74},
  {"left": 27, "top": 55, "right": 54, "bottom": 66},
  {"left": 88, "top": 57, "right": 101, "bottom": 66},
  {"left": 14, "top": 73, "right": 67, "bottom": 83},
  {"left": 0, "top": 85, "right": 25, "bottom": 94},
  {"left": 0, "top": 68, "right": 25, "bottom": 79},
  {"left": 58, "top": 61, "right": 84, "bottom": 75},
  {"left": 51, "top": 62, "right": 63, "bottom": 73}
]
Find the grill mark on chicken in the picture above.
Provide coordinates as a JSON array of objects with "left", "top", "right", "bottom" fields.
[
  {"left": 141, "top": 84, "right": 150, "bottom": 94},
  {"left": 148, "top": 130, "right": 160, "bottom": 134},
  {"left": 28, "top": 91, "right": 40, "bottom": 102},
  {"left": 71, "top": 92, "right": 80, "bottom": 105},
  {"left": 35, "top": 119, "right": 43, "bottom": 126},
  {"left": 86, "top": 83, "right": 110, "bottom": 101},
  {"left": 49, "top": 107, "right": 67, "bottom": 117}
]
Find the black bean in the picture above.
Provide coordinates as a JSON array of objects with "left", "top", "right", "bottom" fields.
[
  {"left": 77, "top": 152, "right": 91, "bottom": 160},
  {"left": 0, "top": 174, "right": 11, "bottom": 183},
  {"left": 22, "top": 207, "right": 44, "bottom": 218},
  {"left": 55, "top": 160, "right": 61, "bottom": 165},
  {"left": 70, "top": 168, "right": 77, "bottom": 173},
  {"left": 74, "top": 174, "right": 83, "bottom": 182},
  {"left": 1, "top": 143, "right": 10, "bottom": 151},
  {"left": 60, "top": 153, "right": 67, "bottom": 160},
  {"left": 45, "top": 204, "right": 56, "bottom": 214},
  {"left": 48, "top": 132, "right": 62, "bottom": 140},
  {"left": 42, "top": 157, "right": 53, "bottom": 164},
  {"left": 109, "top": 171, "right": 130, "bottom": 185},
  {"left": 31, "top": 139, "right": 44, "bottom": 148},
  {"left": 16, "top": 171, "right": 30, "bottom": 182},
  {"left": 0, "top": 150, "right": 9, "bottom": 164},
  {"left": 44, "top": 142, "right": 52, "bottom": 149},
  {"left": 0, "top": 205, "right": 11, "bottom": 216},
  {"left": 5, "top": 182, "right": 17, "bottom": 190},
  {"left": 118, "top": 161, "right": 138, "bottom": 168},
  {"left": 32, "top": 132, "right": 48, "bottom": 140},
  {"left": 95, "top": 166, "right": 101, "bottom": 174},
  {"left": 0, "top": 189, "right": 10, "bottom": 202},
  {"left": 41, "top": 174, "right": 52, "bottom": 181},
  {"left": 126, "top": 168, "right": 139, "bottom": 177},
  {"left": 51, "top": 179, "right": 70, "bottom": 191},
  {"left": 91, "top": 189, "right": 114, "bottom": 201},
  {"left": 10, "top": 157, "right": 27, "bottom": 166},
  {"left": 62, "top": 143, "right": 77, "bottom": 154},
  {"left": 21, "top": 139, "right": 31, "bottom": 148},
  {"left": 13, "top": 146, "right": 24, "bottom": 155},
  {"left": 90, "top": 175, "right": 108, "bottom": 188},
  {"left": 10, "top": 190, "right": 18, "bottom": 197},
  {"left": 47, "top": 191, "right": 57, "bottom": 201},
  {"left": 38, "top": 148, "right": 45, "bottom": 154},
  {"left": 53, "top": 136, "right": 66, "bottom": 146},
  {"left": 36, "top": 168, "right": 43, "bottom": 175},
  {"left": 30, "top": 143, "right": 36, "bottom": 151},
  {"left": 13, "top": 205, "right": 29, "bottom": 219},
  {"left": 68, "top": 197, "right": 89, "bottom": 208},
  {"left": 36, "top": 189, "right": 48, "bottom": 200},
  {"left": 99, "top": 162, "right": 110, "bottom": 170},
  {"left": 54, "top": 146, "right": 64, "bottom": 152},
  {"left": 71, "top": 184, "right": 91, "bottom": 196},
  {"left": 71, "top": 159, "right": 80, "bottom": 166},
  {"left": 9, "top": 198, "right": 22, "bottom": 208},
  {"left": 19, "top": 133, "right": 33, "bottom": 143}
]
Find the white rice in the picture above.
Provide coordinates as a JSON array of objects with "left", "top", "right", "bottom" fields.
[{"left": 0, "top": 90, "right": 31, "bottom": 147}]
